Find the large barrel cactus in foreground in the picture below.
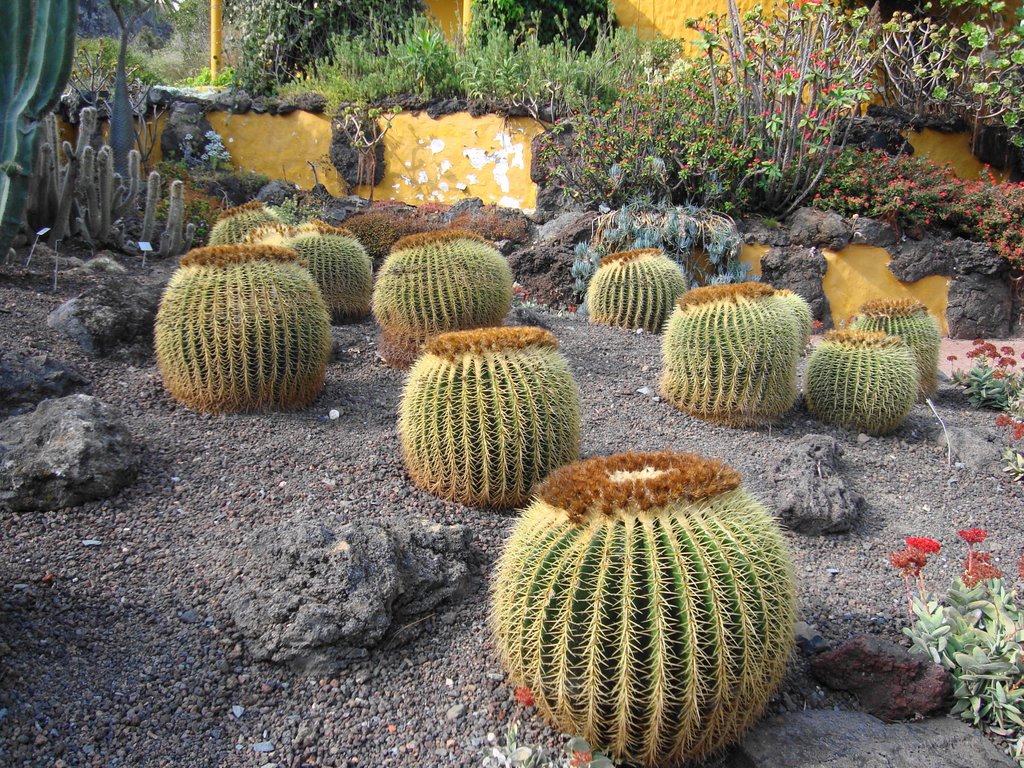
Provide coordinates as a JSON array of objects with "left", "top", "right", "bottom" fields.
[
  {"left": 398, "top": 326, "right": 581, "bottom": 508},
  {"left": 492, "top": 451, "right": 796, "bottom": 766},
  {"left": 660, "top": 282, "right": 801, "bottom": 426},
  {"left": 155, "top": 244, "right": 331, "bottom": 413},
  {"left": 585, "top": 248, "right": 688, "bottom": 332},
  {"left": 207, "top": 202, "right": 283, "bottom": 245},
  {"left": 805, "top": 329, "right": 917, "bottom": 435},
  {"left": 850, "top": 297, "right": 940, "bottom": 397},
  {"left": 776, "top": 288, "right": 814, "bottom": 347},
  {"left": 372, "top": 230, "right": 513, "bottom": 367},
  {"left": 0, "top": 0, "right": 78, "bottom": 255}
]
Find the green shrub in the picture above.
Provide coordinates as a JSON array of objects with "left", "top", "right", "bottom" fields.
[{"left": 471, "top": 0, "right": 613, "bottom": 48}]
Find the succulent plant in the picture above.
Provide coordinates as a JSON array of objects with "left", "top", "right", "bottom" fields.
[
  {"left": 247, "top": 220, "right": 372, "bottom": 323},
  {"left": 776, "top": 288, "right": 814, "bottom": 347},
  {"left": 373, "top": 230, "right": 513, "bottom": 367},
  {"left": 492, "top": 451, "right": 796, "bottom": 766},
  {"left": 343, "top": 212, "right": 400, "bottom": 264},
  {"left": 804, "top": 329, "right": 918, "bottom": 435},
  {"left": 398, "top": 326, "right": 581, "bottom": 508},
  {"left": 154, "top": 244, "right": 331, "bottom": 413},
  {"left": 207, "top": 202, "right": 283, "bottom": 245},
  {"left": 850, "top": 297, "right": 941, "bottom": 397},
  {"left": 584, "top": 249, "right": 688, "bottom": 332},
  {"left": 660, "top": 282, "right": 802, "bottom": 426}
]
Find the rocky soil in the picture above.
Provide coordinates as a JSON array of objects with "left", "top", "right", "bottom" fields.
[{"left": 1, "top": 253, "right": 1023, "bottom": 768}]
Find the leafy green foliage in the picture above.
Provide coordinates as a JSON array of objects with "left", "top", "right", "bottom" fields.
[{"left": 471, "top": 0, "right": 612, "bottom": 48}]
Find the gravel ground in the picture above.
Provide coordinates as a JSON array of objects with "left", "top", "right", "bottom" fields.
[{"left": 1, "top": 255, "right": 1023, "bottom": 768}]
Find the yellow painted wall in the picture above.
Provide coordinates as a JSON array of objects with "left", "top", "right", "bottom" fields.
[
  {"left": 424, "top": 0, "right": 464, "bottom": 37},
  {"left": 905, "top": 128, "right": 1009, "bottom": 181},
  {"left": 355, "top": 112, "right": 545, "bottom": 212},
  {"left": 613, "top": 0, "right": 778, "bottom": 41},
  {"left": 822, "top": 245, "right": 951, "bottom": 335}
]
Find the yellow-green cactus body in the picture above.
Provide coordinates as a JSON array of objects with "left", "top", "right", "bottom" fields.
[
  {"left": 492, "top": 452, "right": 796, "bottom": 766},
  {"left": 585, "top": 249, "right": 688, "bottom": 332},
  {"left": 660, "top": 283, "right": 801, "bottom": 426},
  {"left": 208, "top": 202, "right": 283, "bottom": 245},
  {"left": 154, "top": 244, "right": 331, "bottom": 413},
  {"left": 285, "top": 222, "right": 372, "bottom": 323},
  {"left": 776, "top": 288, "right": 814, "bottom": 347},
  {"left": 805, "top": 329, "right": 917, "bottom": 435},
  {"left": 850, "top": 298, "right": 941, "bottom": 397},
  {"left": 372, "top": 230, "right": 513, "bottom": 367},
  {"left": 398, "top": 327, "right": 581, "bottom": 508}
]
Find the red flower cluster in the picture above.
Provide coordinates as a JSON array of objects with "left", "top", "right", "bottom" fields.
[
  {"left": 890, "top": 547, "right": 929, "bottom": 577},
  {"left": 958, "top": 528, "right": 988, "bottom": 545},
  {"left": 905, "top": 537, "right": 941, "bottom": 554},
  {"left": 569, "top": 750, "right": 594, "bottom": 767},
  {"left": 513, "top": 686, "right": 535, "bottom": 707},
  {"left": 962, "top": 551, "right": 1002, "bottom": 588}
]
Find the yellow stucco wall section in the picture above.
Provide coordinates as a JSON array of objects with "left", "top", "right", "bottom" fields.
[
  {"left": 613, "top": 0, "right": 779, "bottom": 40},
  {"left": 355, "top": 112, "right": 544, "bottom": 212},
  {"left": 905, "top": 128, "right": 1008, "bottom": 182}
]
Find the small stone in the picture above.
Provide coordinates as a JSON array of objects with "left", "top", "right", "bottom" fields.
[
  {"left": 445, "top": 704, "right": 466, "bottom": 721},
  {"left": 636, "top": 386, "right": 654, "bottom": 397},
  {"left": 328, "top": 409, "right": 340, "bottom": 420},
  {"left": 857, "top": 433, "right": 871, "bottom": 444},
  {"left": 253, "top": 741, "right": 275, "bottom": 753},
  {"left": 794, "top": 621, "right": 829, "bottom": 655},
  {"left": 82, "top": 539, "right": 102, "bottom": 547},
  {"left": 231, "top": 705, "right": 245, "bottom": 719},
  {"left": 178, "top": 609, "right": 199, "bottom": 624}
]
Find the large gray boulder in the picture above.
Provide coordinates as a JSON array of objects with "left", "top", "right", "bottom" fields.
[
  {"left": 225, "top": 517, "right": 475, "bottom": 675},
  {"left": 507, "top": 211, "right": 598, "bottom": 307},
  {"left": 0, "top": 350, "right": 88, "bottom": 417},
  {"left": 768, "top": 435, "right": 865, "bottom": 535},
  {"left": 788, "top": 207, "right": 852, "bottom": 250},
  {"left": 725, "top": 710, "right": 1013, "bottom": 767},
  {"left": 0, "top": 394, "right": 139, "bottom": 512},
  {"left": 760, "top": 246, "right": 831, "bottom": 327},
  {"left": 47, "top": 277, "right": 161, "bottom": 358}
]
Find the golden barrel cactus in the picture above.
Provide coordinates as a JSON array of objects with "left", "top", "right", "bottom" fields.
[
  {"left": 207, "top": 202, "right": 283, "bottom": 245},
  {"left": 492, "top": 451, "right": 796, "bottom": 766},
  {"left": 585, "top": 248, "right": 688, "bottom": 332},
  {"left": 776, "top": 288, "right": 814, "bottom": 347},
  {"left": 850, "top": 297, "right": 941, "bottom": 396},
  {"left": 372, "top": 230, "right": 513, "bottom": 367},
  {"left": 660, "top": 282, "right": 802, "bottom": 426},
  {"left": 398, "top": 326, "right": 581, "bottom": 508},
  {"left": 154, "top": 244, "right": 331, "bottom": 413},
  {"left": 804, "top": 329, "right": 918, "bottom": 435}
]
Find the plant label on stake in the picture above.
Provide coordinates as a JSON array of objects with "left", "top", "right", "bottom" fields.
[
  {"left": 52, "top": 240, "right": 59, "bottom": 293},
  {"left": 139, "top": 241, "right": 153, "bottom": 268},
  {"left": 25, "top": 227, "right": 51, "bottom": 268}
]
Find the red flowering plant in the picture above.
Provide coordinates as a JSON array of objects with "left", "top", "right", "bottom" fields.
[{"left": 893, "top": 528, "right": 1024, "bottom": 761}]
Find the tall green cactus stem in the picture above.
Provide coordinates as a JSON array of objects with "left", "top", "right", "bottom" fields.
[
  {"left": 850, "top": 298, "right": 941, "bottom": 397},
  {"left": 154, "top": 244, "right": 331, "bottom": 413},
  {"left": 585, "top": 249, "right": 688, "bottom": 332},
  {"left": 660, "top": 283, "right": 802, "bottom": 426},
  {"left": 492, "top": 451, "right": 796, "bottom": 766},
  {"left": 776, "top": 288, "right": 814, "bottom": 348},
  {"left": 141, "top": 170, "right": 159, "bottom": 243},
  {"left": 207, "top": 202, "right": 283, "bottom": 245},
  {"left": 398, "top": 327, "right": 581, "bottom": 508},
  {"left": 78, "top": 143, "right": 142, "bottom": 246},
  {"left": 0, "top": 0, "right": 78, "bottom": 254},
  {"left": 373, "top": 230, "right": 513, "bottom": 368},
  {"left": 804, "top": 330, "right": 918, "bottom": 435},
  {"left": 249, "top": 220, "right": 372, "bottom": 323},
  {"left": 158, "top": 179, "right": 194, "bottom": 258}
]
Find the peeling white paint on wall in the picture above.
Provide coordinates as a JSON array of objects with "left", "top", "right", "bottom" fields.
[{"left": 428, "top": 138, "right": 446, "bottom": 154}]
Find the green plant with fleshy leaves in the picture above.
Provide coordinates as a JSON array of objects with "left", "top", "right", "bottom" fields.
[{"left": 481, "top": 723, "right": 611, "bottom": 767}]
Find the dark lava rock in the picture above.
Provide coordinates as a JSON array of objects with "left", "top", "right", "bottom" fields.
[
  {"left": 768, "top": 435, "right": 864, "bottom": 535},
  {"left": 508, "top": 211, "right": 598, "bottom": 307},
  {"left": 760, "top": 246, "right": 831, "bottom": 327},
  {"left": 924, "top": 423, "right": 1004, "bottom": 474},
  {"left": 255, "top": 180, "right": 299, "bottom": 207},
  {"left": 810, "top": 635, "right": 953, "bottom": 721},
  {"left": 224, "top": 517, "right": 475, "bottom": 676},
  {"left": 318, "top": 195, "right": 371, "bottom": 227},
  {"left": 292, "top": 91, "right": 327, "bottom": 114},
  {"left": 160, "top": 102, "right": 213, "bottom": 164},
  {"left": 726, "top": 709, "right": 1012, "bottom": 768},
  {"left": 0, "top": 394, "right": 139, "bottom": 512},
  {"left": 788, "top": 208, "right": 852, "bottom": 251},
  {"left": 887, "top": 236, "right": 956, "bottom": 282},
  {"left": 330, "top": 120, "right": 385, "bottom": 187},
  {"left": 849, "top": 217, "right": 897, "bottom": 248},
  {"left": 947, "top": 267, "right": 1013, "bottom": 341},
  {"left": 738, "top": 217, "right": 791, "bottom": 248},
  {"left": 0, "top": 350, "right": 88, "bottom": 417},
  {"left": 504, "top": 306, "right": 551, "bottom": 330},
  {"left": 46, "top": 277, "right": 160, "bottom": 358}
]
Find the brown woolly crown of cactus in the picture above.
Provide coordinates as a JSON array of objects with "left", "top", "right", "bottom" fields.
[
  {"left": 154, "top": 243, "right": 331, "bottom": 413},
  {"left": 823, "top": 329, "right": 902, "bottom": 348},
  {"left": 585, "top": 248, "right": 688, "bottom": 332},
  {"left": 398, "top": 325, "right": 580, "bottom": 508},
  {"left": 492, "top": 451, "right": 796, "bottom": 766},
  {"left": 850, "top": 298, "right": 941, "bottom": 396},
  {"left": 857, "top": 297, "right": 927, "bottom": 318},
  {"left": 676, "top": 281, "right": 777, "bottom": 309}
]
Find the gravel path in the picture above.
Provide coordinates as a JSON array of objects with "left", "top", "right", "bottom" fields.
[{"left": 1, "top": 260, "right": 1022, "bottom": 768}]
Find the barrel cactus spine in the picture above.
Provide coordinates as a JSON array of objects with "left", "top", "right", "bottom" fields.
[
  {"left": 804, "top": 329, "right": 918, "bottom": 435},
  {"left": 850, "top": 297, "right": 941, "bottom": 397},
  {"left": 398, "top": 326, "right": 581, "bottom": 508},
  {"left": 207, "top": 201, "right": 283, "bottom": 245},
  {"left": 154, "top": 243, "right": 331, "bottom": 413},
  {"left": 372, "top": 229, "right": 513, "bottom": 368},
  {"left": 660, "top": 282, "right": 802, "bottom": 426},
  {"left": 492, "top": 451, "right": 796, "bottom": 766},
  {"left": 585, "top": 248, "right": 688, "bottom": 332}
]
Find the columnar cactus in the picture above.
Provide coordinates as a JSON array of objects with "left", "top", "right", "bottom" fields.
[
  {"left": 398, "top": 326, "right": 581, "bottom": 508},
  {"left": 372, "top": 230, "right": 513, "bottom": 367},
  {"left": 492, "top": 451, "right": 796, "bottom": 766},
  {"left": 660, "top": 282, "right": 802, "bottom": 426},
  {"left": 776, "top": 288, "right": 814, "bottom": 347},
  {"left": 804, "top": 330, "right": 918, "bottom": 435},
  {"left": 207, "top": 202, "right": 283, "bottom": 245},
  {"left": 154, "top": 244, "right": 331, "bottom": 413},
  {"left": 850, "top": 297, "right": 941, "bottom": 397},
  {"left": 248, "top": 220, "right": 372, "bottom": 323},
  {"left": 585, "top": 248, "right": 688, "bottom": 332}
]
